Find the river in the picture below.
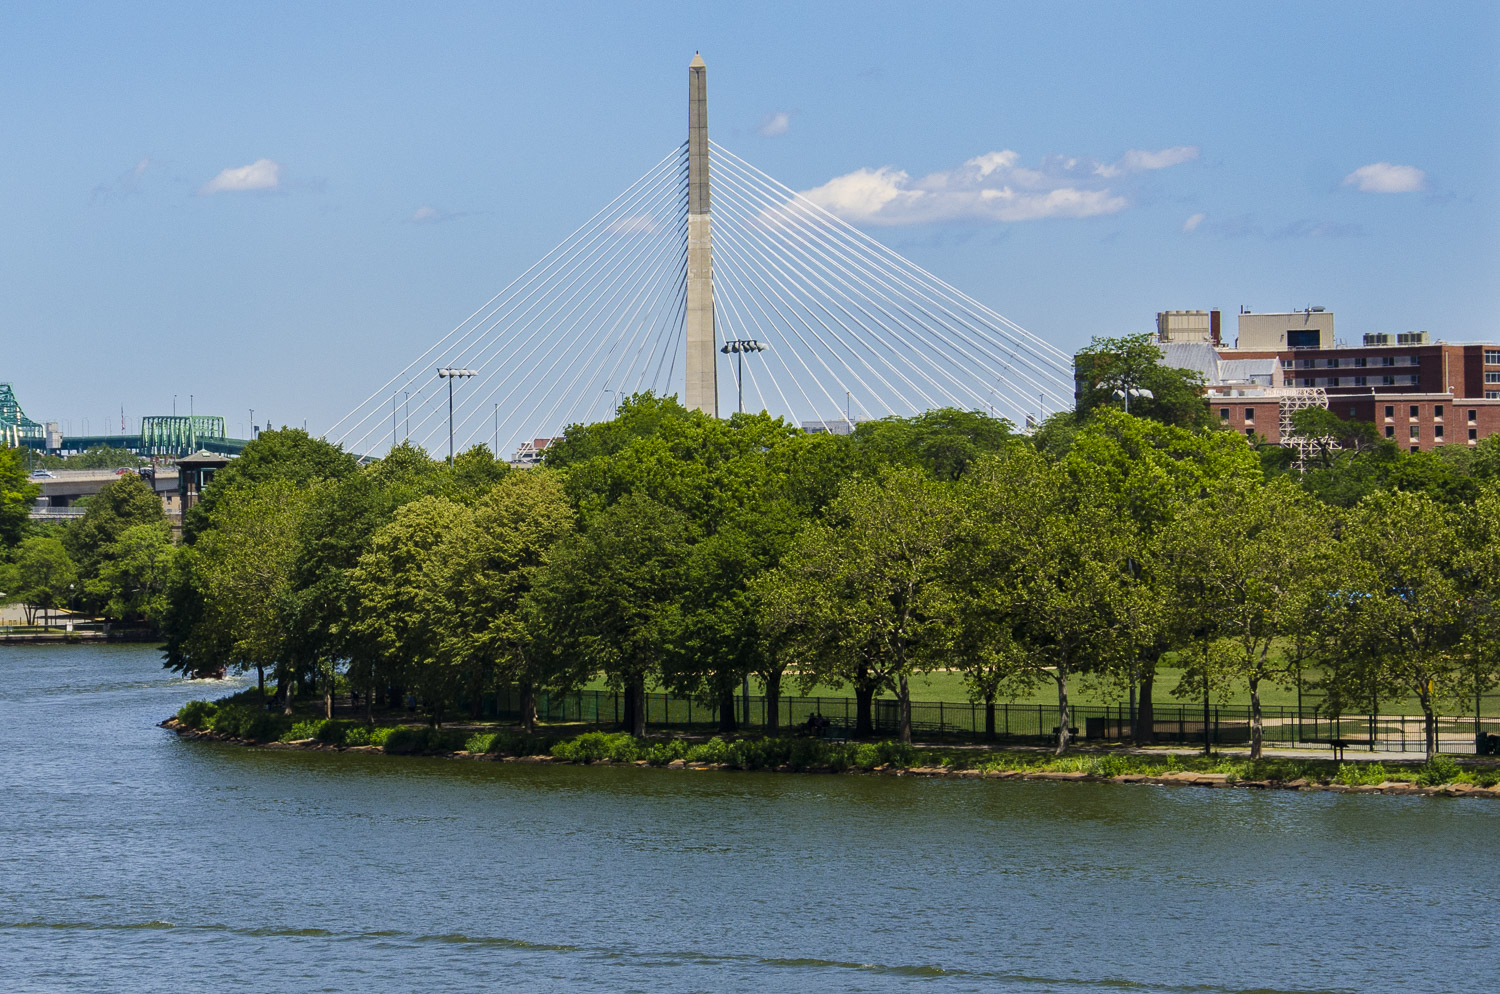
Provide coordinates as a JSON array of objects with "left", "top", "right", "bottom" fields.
[{"left": 0, "top": 644, "right": 1490, "bottom": 993}]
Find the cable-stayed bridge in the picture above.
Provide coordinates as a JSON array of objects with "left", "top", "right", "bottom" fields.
[{"left": 328, "top": 56, "right": 1074, "bottom": 461}]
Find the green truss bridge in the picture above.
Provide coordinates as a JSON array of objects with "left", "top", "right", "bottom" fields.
[{"left": 2, "top": 385, "right": 248, "bottom": 457}]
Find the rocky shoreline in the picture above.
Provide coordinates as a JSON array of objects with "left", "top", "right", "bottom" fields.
[{"left": 160, "top": 719, "right": 1500, "bottom": 800}]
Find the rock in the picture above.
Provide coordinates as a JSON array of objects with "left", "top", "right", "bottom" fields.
[
  {"left": 1284, "top": 778, "right": 1310, "bottom": 788},
  {"left": 1111, "top": 774, "right": 1149, "bottom": 783},
  {"left": 1032, "top": 770, "right": 1088, "bottom": 780},
  {"left": 667, "top": 759, "right": 685, "bottom": 769}
]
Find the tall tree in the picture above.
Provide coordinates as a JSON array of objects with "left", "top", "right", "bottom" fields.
[
  {"left": 766, "top": 468, "right": 961, "bottom": 742},
  {"left": 1073, "top": 333, "right": 1214, "bottom": 429},
  {"left": 1325, "top": 490, "right": 1465, "bottom": 758},
  {"left": 63, "top": 473, "right": 166, "bottom": 607},
  {"left": 0, "top": 446, "right": 40, "bottom": 546},
  {"left": 526, "top": 493, "right": 693, "bottom": 736},
  {"left": 184, "top": 428, "right": 356, "bottom": 541},
  {"left": 12, "top": 535, "right": 77, "bottom": 625},
  {"left": 189, "top": 480, "right": 314, "bottom": 701},
  {"left": 87, "top": 521, "right": 177, "bottom": 624},
  {"left": 1164, "top": 478, "right": 1335, "bottom": 758},
  {"left": 350, "top": 495, "right": 474, "bottom": 725},
  {"left": 445, "top": 469, "right": 575, "bottom": 727}
]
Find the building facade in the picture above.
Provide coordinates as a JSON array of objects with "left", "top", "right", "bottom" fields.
[{"left": 1157, "top": 308, "right": 1500, "bottom": 451}]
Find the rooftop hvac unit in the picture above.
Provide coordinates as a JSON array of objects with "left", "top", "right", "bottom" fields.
[
  {"left": 1397, "top": 331, "right": 1428, "bottom": 345},
  {"left": 1363, "top": 333, "right": 1392, "bottom": 346}
]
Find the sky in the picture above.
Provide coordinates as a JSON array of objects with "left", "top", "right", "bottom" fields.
[{"left": 2, "top": 1, "right": 1497, "bottom": 443}]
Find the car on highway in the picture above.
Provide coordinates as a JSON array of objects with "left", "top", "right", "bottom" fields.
[{"left": 29, "top": 469, "right": 55, "bottom": 479}]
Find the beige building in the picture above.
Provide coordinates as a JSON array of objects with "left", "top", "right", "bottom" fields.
[{"left": 1235, "top": 309, "right": 1336, "bottom": 350}]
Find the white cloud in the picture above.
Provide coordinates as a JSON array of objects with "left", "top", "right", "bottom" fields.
[
  {"left": 198, "top": 158, "right": 281, "bottom": 195},
  {"left": 1094, "top": 145, "right": 1199, "bottom": 178},
  {"left": 795, "top": 147, "right": 1192, "bottom": 226},
  {"left": 1183, "top": 212, "right": 1206, "bottom": 232},
  {"left": 607, "top": 214, "right": 660, "bottom": 235},
  {"left": 91, "top": 157, "right": 152, "bottom": 202},
  {"left": 756, "top": 111, "right": 792, "bottom": 138},
  {"left": 1343, "top": 162, "right": 1425, "bottom": 193},
  {"left": 409, "top": 206, "right": 442, "bottom": 223}
]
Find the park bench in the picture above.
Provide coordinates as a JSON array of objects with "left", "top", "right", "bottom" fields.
[
  {"left": 1051, "top": 726, "right": 1080, "bottom": 738},
  {"left": 1310, "top": 738, "right": 1372, "bottom": 760}
]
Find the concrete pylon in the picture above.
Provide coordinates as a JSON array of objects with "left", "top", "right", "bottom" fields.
[{"left": 684, "top": 53, "right": 718, "bottom": 417}]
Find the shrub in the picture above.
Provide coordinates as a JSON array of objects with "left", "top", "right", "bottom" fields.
[
  {"left": 1087, "top": 754, "right": 1141, "bottom": 778},
  {"left": 1417, "top": 754, "right": 1460, "bottom": 786},
  {"left": 177, "top": 700, "right": 218, "bottom": 730},
  {"left": 285, "top": 719, "right": 324, "bottom": 742},
  {"left": 367, "top": 726, "right": 395, "bottom": 748},
  {"left": 551, "top": 732, "right": 641, "bottom": 763},
  {"left": 343, "top": 724, "right": 375, "bottom": 747},
  {"left": 645, "top": 740, "right": 690, "bottom": 766},
  {"left": 476, "top": 729, "right": 557, "bottom": 757},
  {"left": 381, "top": 725, "right": 463, "bottom": 755},
  {"left": 685, "top": 737, "right": 730, "bottom": 765},
  {"left": 208, "top": 704, "right": 291, "bottom": 742},
  {"left": 1335, "top": 762, "right": 1389, "bottom": 786}
]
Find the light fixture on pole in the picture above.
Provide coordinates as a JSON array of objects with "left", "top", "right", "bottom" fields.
[
  {"left": 718, "top": 339, "right": 768, "bottom": 415},
  {"left": 436, "top": 368, "right": 477, "bottom": 466}
]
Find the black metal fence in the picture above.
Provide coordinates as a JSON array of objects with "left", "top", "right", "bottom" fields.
[{"left": 484, "top": 688, "right": 1500, "bottom": 755}]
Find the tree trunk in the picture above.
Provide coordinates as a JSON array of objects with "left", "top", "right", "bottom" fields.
[
  {"left": 898, "top": 672, "right": 912, "bottom": 744},
  {"left": 984, "top": 692, "right": 996, "bottom": 741},
  {"left": 627, "top": 675, "right": 646, "bottom": 738},
  {"left": 1249, "top": 675, "right": 1263, "bottom": 761},
  {"left": 519, "top": 678, "right": 537, "bottom": 732},
  {"left": 718, "top": 684, "right": 737, "bottom": 734},
  {"left": 257, "top": 665, "right": 266, "bottom": 704},
  {"left": 1135, "top": 666, "right": 1156, "bottom": 745},
  {"left": 279, "top": 667, "right": 293, "bottom": 715},
  {"left": 763, "top": 669, "right": 782, "bottom": 733},
  {"left": 324, "top": 660, "right": 334, "bottom": 721},
  {"left": 854, "top": 683, "right": 875, "bottom": 738},
  {"left": 1055, "top": 655, "right": 1071, "bottom": 755},
  {"left": 1422, "top": 697, "right": 1436, "bottom": 760}
]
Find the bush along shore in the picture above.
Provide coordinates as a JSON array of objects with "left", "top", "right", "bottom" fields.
[{"left": 164, "top": 698, "right": 1500, "bottom": 799}]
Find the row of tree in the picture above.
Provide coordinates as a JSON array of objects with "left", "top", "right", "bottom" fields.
[{"left": 4, "top": 335, "right": 1499, "bottom": 759}]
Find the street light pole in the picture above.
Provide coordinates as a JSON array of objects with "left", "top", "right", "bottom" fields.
[
  {"left": 436, "top": 368, "right": 477, "bottom": 466},
  {"left": 719, "top": 339, "right": 768, "bottom": 415}
]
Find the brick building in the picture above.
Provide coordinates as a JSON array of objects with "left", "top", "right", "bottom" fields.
[{"left": 1155, "top": 309, "right": 1500, "bottom": 451}]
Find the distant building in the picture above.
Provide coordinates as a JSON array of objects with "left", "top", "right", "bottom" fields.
[
  {"left": 1142, "top": 306, "right": 1500, "bottom": 453},
  {"left": 510, "top": 438, "right": 554, "bottom": 467},
  {"left": 801, "top": 419, "right": 856, "bottom": 435}
]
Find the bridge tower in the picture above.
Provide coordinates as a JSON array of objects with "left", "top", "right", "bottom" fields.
[{"left": 684, "top": 53, "right": 718, "bottom": 417}]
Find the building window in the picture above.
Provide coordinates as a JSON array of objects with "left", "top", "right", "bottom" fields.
[
  {"left": 1385, "top": 425, "right": 1395, "bottom": 438},
  {"left": 1244, "top": 407, "right": 1255, "bottom": 421},
  {"left": 1473, "top": 428, "right": 1481, "bottom": 442},
  {"left": 1327, "top": 358, "right": 1340, "bottom": 369},
  {"left": 1470, "top": 409, "right": 1479, "bottom": 423},
  {"left": 1281, "top": 359, "right": 1294, "bottom": 370},
  {"left": 1288, "top": 329, "right": 1320, "bottom": 349},
  {"left": 1410, "top": 445, "right": 1420, "bottom": 453},
  {"left": 1382, "top": 376, "right": 1396, "bottom": 386},
  {"left": 1488, "top": 391, "right": 1500, "bottom": 399},
  {"left": 1354, "top": 376, "right": 1368, "bottom": 386},
  {"left": 1434, "top": 405, "right": 1444, "bottom": 420},
  {"left": 1297, "top": 359, "right": 1316, "bottom": 369},
  {"left": 1348, "top": 407, "right": 1357, "bottom": 417},
  {"left": 1485, "top": 349, "right": 1500, "bottom": 364},
  {"left": 1410, "top": 405, "right": 1420, "bottom": 419},
  {"left": 1434, "top": 425, "right": 1444, "bottom": 440},
  {"left": 1327, "top": 378, "right": 1339, "bottom": 387},
  {"left": 1410, "top": 425, "right": 1420, "bottom": 439},
  {"left": 1384, "top": 405, "right": 1395, "bottom": 419},
  {"left": 1355, "top": 357, "right": 1368, "bottom": 368},
  {"left": 1486, "top": 372, "right": 1500, "bottom": 384},
  {"left": 1408, "top": 374, "right": 1420, "bottom": 386},
  {"left": 1381, "top": 356, "right": 1395, "bottom": 366},
  {"left": 1219, "top": 408, "right": 1230, "bottom": 421},
  {"left": 1244, "top": 428, "right": 1255, "bottom": 438}
]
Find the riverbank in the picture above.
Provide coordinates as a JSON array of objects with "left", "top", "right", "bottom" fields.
[{"left": 161, "top": 713, "right": 1500, "bottom": 800}]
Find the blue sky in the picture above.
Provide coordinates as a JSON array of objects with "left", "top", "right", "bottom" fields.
[{"left": 2, "top": 1, "right": 1496, "bottom": 442}]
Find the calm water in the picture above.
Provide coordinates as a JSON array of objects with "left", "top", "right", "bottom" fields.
[{"left": 0, "top": 645, "right": 1491, "bottom": 994}]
